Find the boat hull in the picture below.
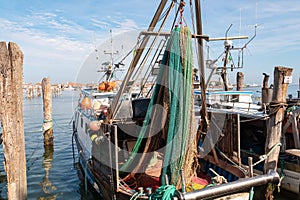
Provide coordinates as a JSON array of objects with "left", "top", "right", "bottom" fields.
[{"left": 277, "top": 168, "right": 300, "bottom": 194}]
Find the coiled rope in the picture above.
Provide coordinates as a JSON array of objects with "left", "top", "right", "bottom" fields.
[{"left": 149, "top": 185, "right": 176, "bottom": 200}]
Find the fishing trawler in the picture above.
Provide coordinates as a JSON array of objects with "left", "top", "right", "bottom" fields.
[
  {"left": 195, "top": 20, "right": 299, "bottom": 197},
  {"left": 72, "top": 1, "right": 281, "bottom": 199},
  {"left": 196, "top": 21, "right": 300, "bottom": 198}
]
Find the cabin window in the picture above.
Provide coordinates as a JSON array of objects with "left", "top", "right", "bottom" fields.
[
  {"left": 85, "top": 123, "right": 88, "bottom": 134},
  {"left": 80, "top": 117, "right": 83, "bottom": 128},
  {"left": 75, "top": 112, "right": 79, "bottom": 123},
  {"left": 74, "top": 112, "right": 78, "bottom": 129}
]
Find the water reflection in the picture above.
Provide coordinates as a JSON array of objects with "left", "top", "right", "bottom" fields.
[{"left": 38, "top": 145, "right": 57, "bottom": 200}]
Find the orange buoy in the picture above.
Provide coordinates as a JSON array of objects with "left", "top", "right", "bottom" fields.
[
  {"left": 98, "top": 81, "right": 117, "bottom": 92},
  {"left": 90, "top": 121, "right": 100, "bottom": 131},
  {"left": 81, "top": 97, "right": 92, "bottom": 110}
]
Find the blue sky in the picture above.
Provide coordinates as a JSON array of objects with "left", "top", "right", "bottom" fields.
[{"left": 1, "top": 0, "right": 299, "bottom": 85}]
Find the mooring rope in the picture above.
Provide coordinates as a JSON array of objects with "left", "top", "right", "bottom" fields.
[
  {"left": 149, "top": 185, "right": 176, "bottom": 200},
  {"left": 252, "top": 143, "right": 282, "bottom": 167}
]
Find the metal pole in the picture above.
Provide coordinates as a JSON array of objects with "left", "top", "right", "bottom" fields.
[
  {"left": 107, "top": 132, "right": 116, "bottom": 200},
  {"left": 237, "top": 114, "right": 241, "bottom": 166},
  {"left": 180, "top": 169, "right": 186, "bottom": 193},
  {"left": 298, "top": 77, "right": 300, "bottom": 98},
  {"left": 175, "top": 170, "right": 279, "bottom": 200},
  {"left": 108, "top": 0, "right": 168, "bottom": 121},
  {"left": 248, "top": 157, "right": 253, "bottom": 177},
  {"left": 114, "top": 125, "right": 120, "bottom": 192},
  {"left": 195, "top": 0, "right": 209, "bottom": 142}
]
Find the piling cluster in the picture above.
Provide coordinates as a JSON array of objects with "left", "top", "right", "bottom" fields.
[{"left": 24, "top": 83, "right": 62, "bottom": 99}]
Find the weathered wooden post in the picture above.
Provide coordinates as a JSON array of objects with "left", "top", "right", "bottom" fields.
[
  {"left": 262, "top": 73, "right": 273, "bottom": 105},
  {"left": 42, "top": 77, "right": 53, "bottom": 146},
  {"left": 0, "top": 42, "right": 27, "bottom": 199},
  {"left": 265, "top": 66, "right": 293, "bottom": 172},
  {"left": 26, "top": 84, "right": 34, "bottom": 99},
  {"left": 264, "top": 67, "right": 292, "bottom": 199},
  {"left": 236, "top": 72, "right": 244, "bottom": 91},
  {"left": 37, "top": 85, "right": 42, "bottom": 97}
]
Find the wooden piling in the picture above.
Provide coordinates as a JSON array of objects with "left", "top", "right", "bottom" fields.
[
  {"left": 0, "top": 42, "right": 27, "bottom": 199},
  {"left": 236, "top": 72, "right": 244, "bottom": 91},
  {"left": 262, "top": 73, "right": 273, "bottom": 104},
  {"left": 264, "top": 66, "right": 293, "bottom": 173},
  {"left": 42, "top": 77, "right": 53, "bottom": 146},
  {"left": 37, "top": 85, "right": 41, "bottom": 97}
]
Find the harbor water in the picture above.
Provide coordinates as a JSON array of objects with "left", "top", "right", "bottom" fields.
[
  {"left": 0, "top": 86, "right": 299, "bottom": 199},
  {"left": 0, "top": 90, "right": 99, "bottom": 199}
]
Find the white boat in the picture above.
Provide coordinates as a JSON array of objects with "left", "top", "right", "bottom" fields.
[
  {"left": 72, "top": 1, "right": 281, "bottom": 199},
  {"left": 194, "top": 90, "right": 265, "bottom": 117},
  {"left": 198, "top": 51, "right": 300, "bottom": 198}
]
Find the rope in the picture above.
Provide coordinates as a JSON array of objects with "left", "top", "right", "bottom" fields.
[
  {"left": 26, "top": 132, "right": 44, "bottom": 172},
  {"left": 43, "top": 119, "right": 52, "bottom": 123},
  {"left": 209, "top": 168, "right": 227, "bottom": 184},
  {"left": 269, "top": 102, "right": 288, "bottom": 108},
  {"left": 25, "top": 129, "right": 43, "bottom": 133},
  {"left": 287, "top": 105, "right": 299, "bottom": 113},
  {"left": 130, "top": 192, "right": 145, "bottom": 200},
  {"left": 158, "top": 1, "right": 174, "bottom": 22},
  {"left": 237, "top": 99, "right": 290, "bottom": 123},
  {"left": 265, "top": 183, "right": 276, "bottom": 200},
  {"left": 240, "top": 104, "right": 282, "bottom": 123},
  {"left": 253, "top": 143, "right": 282, "bottom": 167},
  {"left": 277, "top": 159, "right": 285, "bottom": 193},
  {"left": 53, "top": 117, "right": 73, "bottom": 131},
  {"left": 149, "top": 185, "right": 176, "bottom": 200},
  {"left": 214, "top": 145, "right": 248, "bottom": 176}
]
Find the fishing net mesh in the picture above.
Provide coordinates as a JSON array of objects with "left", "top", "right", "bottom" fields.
[{"left": 120, "top": 26, "right": 198, "bottom": 189}]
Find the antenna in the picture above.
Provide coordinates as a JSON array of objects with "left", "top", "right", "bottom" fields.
[
  {"left": 225, "top": 24, "right": 233, "bottom": 39},
  {"left": 239, "top": 8, "right": 242, "bottom": 47},
  {"left": 256, "top": 1, "right": 258, "bottom": 23},
  {"left": 242, "top": 24, "right": 257, "bottom": 49},
  {"left": 103, "top": 29, "right": 119, "bottom": 68}
]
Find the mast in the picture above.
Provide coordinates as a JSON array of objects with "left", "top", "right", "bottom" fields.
[
  {"left": 194, "top": 0, "right": 209, "bottom": 135},
  {"left": 103, "top": 29, "right": 119, "bottom": 81},
  {"left": 107, "top": 0, "right": 168, "bottom": 121},
  {"left": 298, "top": 77, "right": 300, "bottom": 98}
]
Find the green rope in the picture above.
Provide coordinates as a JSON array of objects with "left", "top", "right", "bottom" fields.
[
  {"left": 149, "top": 185, "right": 176, "bottom": 200},
  {"left": 280, "top": 159, "right": 285, "bottom": 178},
  {"left": 277, "top": 159, "right": 285, "bottom": 193},
  {"left": 205, "top": 183, "right": 215, "bottom": 188},
  {"left": 249, "top": 187, "right": 254, "bottom": 200},
  {"left": 253, "top": 143, "right": 282, "bottom": 167}
]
